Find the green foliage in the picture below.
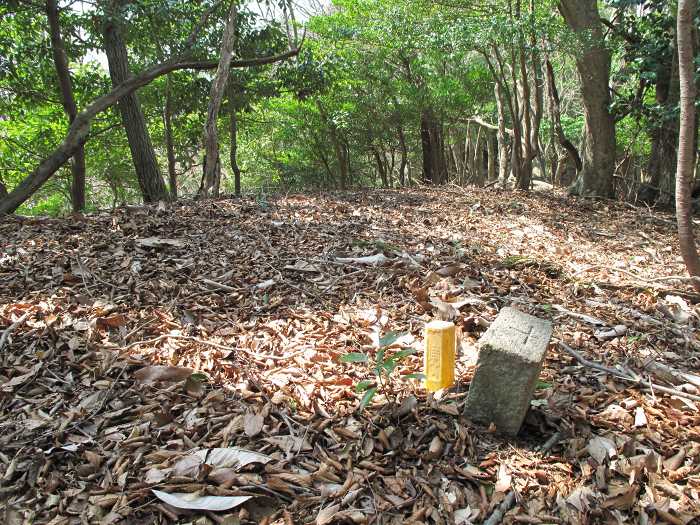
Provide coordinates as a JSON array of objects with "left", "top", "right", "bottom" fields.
[{"left": 340, "top": 331, "right": 418, "bottom": 411}]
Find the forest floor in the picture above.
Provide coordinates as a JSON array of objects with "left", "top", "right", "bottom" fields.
[{"left": 1, "top": 187, "right": 700, "bottom": 525}]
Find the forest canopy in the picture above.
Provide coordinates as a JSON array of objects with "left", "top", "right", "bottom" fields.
[{"left": 1, "top": 0, "right": 698, "bottom": 215}]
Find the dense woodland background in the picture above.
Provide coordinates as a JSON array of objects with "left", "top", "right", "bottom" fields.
[{"left": 1, "top": 0, "right": 699, "bottom": 215}]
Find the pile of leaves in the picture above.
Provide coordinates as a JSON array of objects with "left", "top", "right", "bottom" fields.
[{"left": 1, "top": 187, "right": 699, "bottom": 524}]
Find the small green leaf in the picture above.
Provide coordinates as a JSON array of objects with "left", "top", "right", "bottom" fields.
[
  {"left": 359, "top": 387, "right": 377, "bottom": 410},
  {"left": 340, "top": 352, "right": 368, "bottom": 363},
  {"left": 355, "top": 380, "right": 374, "bottom": 392},
  {"left": 380, "top": 357, "right": 398, "bottom": 375},
  {"left": 376, "top": 349, "right": 385, "bottom": 364},
  {"left": 535, "top": 380, "right": 552, "bottom": 390},
  {"left": 405, "top": 373, "right": 426, "bottom": 381},
  {"left": 393, "top": 347, "right": 417, "bottom": 360},
  {"left": 379, "top": 331, "right": 403, "bottom": 348}
]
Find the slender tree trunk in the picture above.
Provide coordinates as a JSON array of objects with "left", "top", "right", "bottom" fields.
[
  {"left": 200, "top": 1, "right": 238, "bottom": 199},
  {"left": 373, "top": 148, "right": 388, "bottom": 187},
  {"left": 495, "top": 83, "right": 509, "bottom": 184},
  {"left": 397, "top": 126, "right": 407, "bottom": 186},
  {"left": 163, "top": 74, "right": 178, "bottom": 199},
  {"left": 102, "top": 15, "right": 168, "bottom": 203},
  {"left": 421, "top": 110, "right": 433, "bottom": 184},
  {"left": 559, "top": 0, "right": 616, "bottom": 198},
  {"left": 230, "top": 105, "right": 242, "bottom": 196},
  {"left": 545, "top": 59, "right": 582, "bottom": 173},
  {"left": 487, "top": 131, "right": 497, "bottom": 182},
  {"left": 516, "top": 0, "right": 534, "bottom": 191},
  {"left": 675, "top": 0, "right": 700, "bottom": 288},
  {"left": 46, "top": 0, "right": 86, "bottom": 212},
  {"left": 472, "top": 125, "right": 484, "bottom": 185}
]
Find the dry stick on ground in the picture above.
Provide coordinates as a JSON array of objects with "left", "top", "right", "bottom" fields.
[
  {"left": 120, "top": 333, "right": 307, "bottom": 361},
  {"left": 483, "top": 431, "right": 564, "bottom": 525},
  {"left": 558, "top": 341, "right": 700, "bottom": 402},
  {"left": 0, "top": 311, "right": 31, "bottom": 352},
  {"left": 571, "top": 264, "right": 700, "bottom": 288}
]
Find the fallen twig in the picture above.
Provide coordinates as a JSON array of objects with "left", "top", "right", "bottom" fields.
[
  {"left": 0, "top": 311, "right": 31, "bottom": 352},
  {"left": 558, "top": 341, "right": 700, "bottom": 402},
  {"left": 120, "top": 333, "right": 307, "bottom": 362}
]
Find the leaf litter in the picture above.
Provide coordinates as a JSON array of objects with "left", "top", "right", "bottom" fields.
[{"left": 1, "top": 187, "right": 699, "bottom": 524}]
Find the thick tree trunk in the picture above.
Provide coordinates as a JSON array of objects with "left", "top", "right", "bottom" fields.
[
  {"left": 163, "top": 74, "right": 178, "bottom": 199},
  {"left": 675, "top": 0, "right": 700, "bottom": 288},
  {"left": 420, "top": 109, "right": 447, "bottom": 184},
  {"left": 559, "top": 0, "right": 616, "bottom": 198},
  {"left": 200, "top": 1, "right": 238, "bottom": 199},
  {"left": 46, "top": 0, "right": 86, "bottom": 212},
  {"left": 103, "top": 16, "right": 168, "bottom": 203}
]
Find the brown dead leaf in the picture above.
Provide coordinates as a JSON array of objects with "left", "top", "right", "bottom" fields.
[
  {"left": 134, "top": 365, "right": 194, "bottom": 383},
  {"left": 244, "top": 412, "right": 264, "bottom": 437}
]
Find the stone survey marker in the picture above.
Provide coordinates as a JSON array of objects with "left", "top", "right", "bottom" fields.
[{"left": 466, "top": 307, "right": 553, "bottom": 436}]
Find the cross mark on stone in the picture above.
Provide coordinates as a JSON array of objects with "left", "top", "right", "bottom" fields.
[{"left": 510, "top": 325, "right": 534, "bottom": 346}]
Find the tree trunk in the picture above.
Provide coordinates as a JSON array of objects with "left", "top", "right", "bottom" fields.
[
  {"left": 200, "top": 1, "right": 238, "bottom": 199},
  {"left": 516, "top": 10, "right": 534, "bottom": 191},
  {"left": 420, "top": 110, "right": 433, "bottom": 184},
  {"left": 46, "top": 0, "right": 86, "bottom": 212},
  {"left": 544, "top": 59, "right": 582, "bottom": 173},
  {"left": 163, "top": 74, "right": 178, "bottom": 199},
  {"left": 675, "top": 0, "right": 700, "bottom": 288},
  {"left": 487, "top": 131, "right": 498, "bottom": 182},
  {"left": 373, "top": 148, "right": 388, "bottom": 187},
  {"left": 420, "top": 109, "right": 446, "bottom": 184},
  {"left": 230, "top": 105, "right": 242, "bottom": 197},
  {"left": 495, "top": 83, "right": 509, "bottom": 184},
  {"left": 472, "top": 125, "right": 485, "bottom": 185},
  {"left": 397, "top": 126, "right": 407, "bottom": 186},
  {"left": 559, "top": 0, "right": 616, "bottom": 198},
  {"left": 103, "top": 14, "right": 169, "bottom": 203},
  {"left": 648, "top": 44, "right": 680, "bottom": 202}
]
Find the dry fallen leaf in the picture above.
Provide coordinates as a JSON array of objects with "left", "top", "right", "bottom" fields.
[
  {"left": 315, "top": 504, "right": 340, "bottom": 525},
  {"left": 244, "top": 412, "right": 264, "bottom": 437},
  {"left": 151, "top": 489, "right": 251, "bottom": 511},
  {"left": 134, "top": 365, "right": 194, "bottom": 383}
]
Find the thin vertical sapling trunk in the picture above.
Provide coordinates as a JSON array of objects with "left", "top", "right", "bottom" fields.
[
  {"left": 200, "top": 1, "right": 238, "bottom": 199},
  {"left": 46, "top": 0, "right": 86, "bottom": 212},
  {"left": 163, "top": 74, "right": 178, "bottom": 199},
  {"left": 675, "top": 0, "right": 700, "bottom": 290}
]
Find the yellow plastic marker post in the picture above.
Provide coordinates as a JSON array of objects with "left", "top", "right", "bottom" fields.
[{"left": 424, "top": 320, "right": 456, "bottom": 392}]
